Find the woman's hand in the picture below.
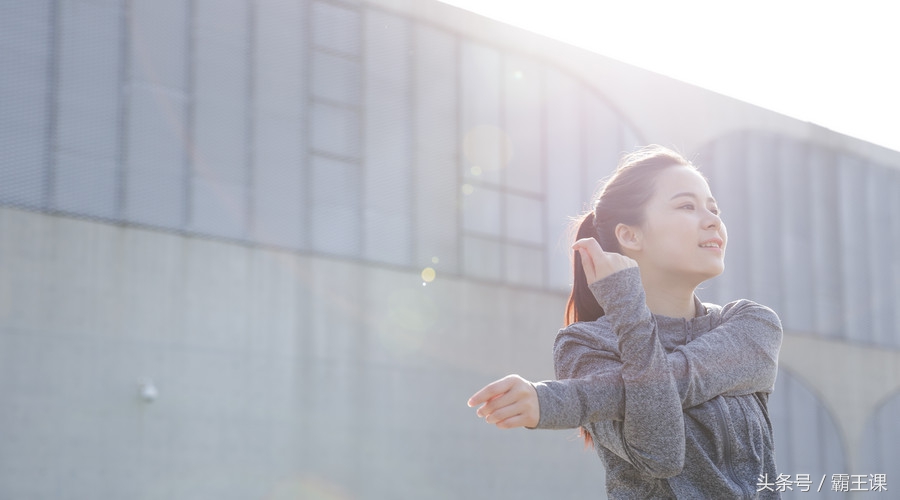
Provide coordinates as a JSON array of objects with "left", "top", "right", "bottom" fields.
[
  {"left": 572, "top": 237, "right": 638, "bottom": 284},
  {"left": 467, "top": 375, "right": 539, "bottom": 429}
]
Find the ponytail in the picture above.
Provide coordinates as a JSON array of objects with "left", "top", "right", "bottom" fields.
[
  {"left": 564, "top": 212, "right": 606, "bottom": 326},
  {"left": 564, "top": 212, "right": 604, "bottom": 450}
]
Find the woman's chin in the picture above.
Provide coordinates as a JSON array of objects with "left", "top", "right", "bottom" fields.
[{"left": 696, "top": 265, "right": 725, "bottom": 284}]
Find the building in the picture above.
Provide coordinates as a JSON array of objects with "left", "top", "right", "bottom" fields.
[{"left": 1, "top": 0, "right": 898, "bottom": 498}]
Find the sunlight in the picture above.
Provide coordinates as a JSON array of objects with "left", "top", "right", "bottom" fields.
[{"left": 437, "top": 0, "right": 900, "bottom": 152}]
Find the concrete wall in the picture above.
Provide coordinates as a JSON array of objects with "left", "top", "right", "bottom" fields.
[
  {"left": 1, "top": 0, "right": 898, "bottom": 498},
  {"left": 0, "top": 206, "right": 594, "bottom": 499}
]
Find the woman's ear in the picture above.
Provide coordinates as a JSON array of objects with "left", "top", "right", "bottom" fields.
[{"left": 615, "top": 223, "right": 642, "bottom": 252}]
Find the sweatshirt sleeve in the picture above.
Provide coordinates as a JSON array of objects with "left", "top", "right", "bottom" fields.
[
  {"left": 592, "top": 268, "right": 685, "bottom": 478},
  {"left": 541, "top": 299, "right": 782, "bottom": 419},
  {"left": 669, "top": 299, "right": 782, "bottom": 408},
  {"left": 531, "top": 353, "right": 623, "bottom": 429},
  {"left": 578, "top": 267, "right": 686, "bottom": 478}
]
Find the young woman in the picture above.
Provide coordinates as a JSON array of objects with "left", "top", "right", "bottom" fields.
[{"left": 467, "top": 145, "right": 782, "bottom": 498}]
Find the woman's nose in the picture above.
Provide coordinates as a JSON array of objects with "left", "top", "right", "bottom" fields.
[{"left": 704, "top": 210, "right": 721, "bottom": 228}]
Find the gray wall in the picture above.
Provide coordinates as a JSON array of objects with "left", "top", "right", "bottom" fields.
[
  {"left": 1, "top": 0, "right": 898, "bottom": 498},
  {"left": 0, "top": 207, "right": 597, "bottom": 499}
]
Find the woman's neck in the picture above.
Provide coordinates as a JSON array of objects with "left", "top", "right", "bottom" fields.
[{"left": 639, "top": 271, "right": 698, "bottom": 319}]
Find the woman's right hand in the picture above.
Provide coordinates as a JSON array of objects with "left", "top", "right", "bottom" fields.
[
  {"left": 572, "top": 237, "right": 637, "bottom": 284},
  {"left": 467, "top": 375, "right": 539, "bottom": 429}
]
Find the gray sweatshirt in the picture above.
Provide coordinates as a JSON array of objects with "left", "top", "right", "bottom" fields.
[{"left": 533, "top": 267, "right": 783, "bottom": 499}]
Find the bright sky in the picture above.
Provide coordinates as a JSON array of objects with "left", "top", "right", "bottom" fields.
[{"left": 438, "top": 0, "right": 900, "bottom": 153}]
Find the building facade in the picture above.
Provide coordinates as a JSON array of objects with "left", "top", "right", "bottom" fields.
[{"left": 1, "top": 0, "right": 898, "bottom": 498}]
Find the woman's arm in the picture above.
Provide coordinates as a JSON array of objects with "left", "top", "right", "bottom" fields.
[
  {"left": 537, "top": 299, "right": 781, "bottom": 464},
  {"left": 531, "top": 239, "right": 684, "bottom": 478},
  {"left": 583, "top": 265, "right": 685, "bottom": 478},
  {"left": 669, "top": 300, "right": 782, "bottom": 407},
  {"left": 576, "top": 299, "right": 781, "bottom": 472},
  {"left": 547, "top": 299, "right": 782, "bottom": 416},
  {"left": 469, "top": 240, "right": 686, "bottom": 478}
]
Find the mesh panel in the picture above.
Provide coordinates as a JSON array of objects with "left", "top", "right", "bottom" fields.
[
  {"left": 0, "top": 0, "right": 649, "bottom": 293},
  {"left": 310, "top": 155, "right": 360, "bottom": 257},
  {"left": 364, "top": 11, "right": 412, "bottom": 266},
  {"left": 311, "top": 1, "right": 360, "bottom": 56},
  {"left": 252, "top": 0, "right": 305, "bottom": 250},
  {"left": 0, "top": 1, "right": 52, "bottom": 209}
]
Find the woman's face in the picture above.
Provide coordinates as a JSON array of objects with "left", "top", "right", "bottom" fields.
[{"left": 630, "top": 165, "right": 727, "bottom": 285}]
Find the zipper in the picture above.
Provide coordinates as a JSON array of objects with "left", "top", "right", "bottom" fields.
[{"left": 713, "top": 397, "right": 752, "bottom": 499}]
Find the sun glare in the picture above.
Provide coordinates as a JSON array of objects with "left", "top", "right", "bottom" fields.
[{"left": 437, "top": 0, "right": 900, "bottom": 153}]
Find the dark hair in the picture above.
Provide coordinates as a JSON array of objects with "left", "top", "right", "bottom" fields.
[
  {"left": 566, "top": 145, "right": 694, "bottom": 449},
  {"left": 564, "top": 145, "right": 694, "bottom": 326}
]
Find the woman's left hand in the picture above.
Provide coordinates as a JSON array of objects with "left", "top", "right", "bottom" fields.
[
  {"left": 572, "top": 237, "right": 637, "bottom": 284},
  {"left": 467, "top": 374, "right": 539, "bottom": 429}
]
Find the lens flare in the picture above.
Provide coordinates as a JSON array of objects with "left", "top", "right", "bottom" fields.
[
  {"left": 266, "top": 476, "right": 350, "bottom": 500},
  {"left": 375, "top": 288, "right": 439, "bottom": 357},
  {"left": 462, "top": 124, "right": 512, "bottom": 173}
]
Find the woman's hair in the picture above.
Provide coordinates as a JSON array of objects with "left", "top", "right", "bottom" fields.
[
  {"left": 564, "top": 145, "right": 694, "bottom": 326},
  {"left": 566, "top": 145, "right": 695, "bottom": 450}
]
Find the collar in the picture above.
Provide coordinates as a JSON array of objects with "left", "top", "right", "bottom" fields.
[{"left": 651, "top": 296, "right": 714, "bottom": 344}]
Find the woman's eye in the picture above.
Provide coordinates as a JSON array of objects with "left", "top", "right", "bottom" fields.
[{"left": 679, "top": 204, "right": 694, "bottom": 210}]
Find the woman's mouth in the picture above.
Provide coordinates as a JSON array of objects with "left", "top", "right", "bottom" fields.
[{"left": 699, "top": 238, "right": 723, "bottom": 250}]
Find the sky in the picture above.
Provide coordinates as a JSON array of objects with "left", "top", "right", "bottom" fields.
[{"left": 437, "top": 0, "right": 900, "bottom": 153}]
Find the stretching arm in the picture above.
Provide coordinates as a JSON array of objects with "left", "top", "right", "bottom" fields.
[
  {"left": 537, "top": 298, "right": 782, "bottom": 424},
  {"left": 534, "top": 267, "right": 685, "bottom": 478}
]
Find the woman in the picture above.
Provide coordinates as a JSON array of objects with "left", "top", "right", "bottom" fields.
[{"left": 467, "top": 145, "right": 782, "bottom": 498}]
